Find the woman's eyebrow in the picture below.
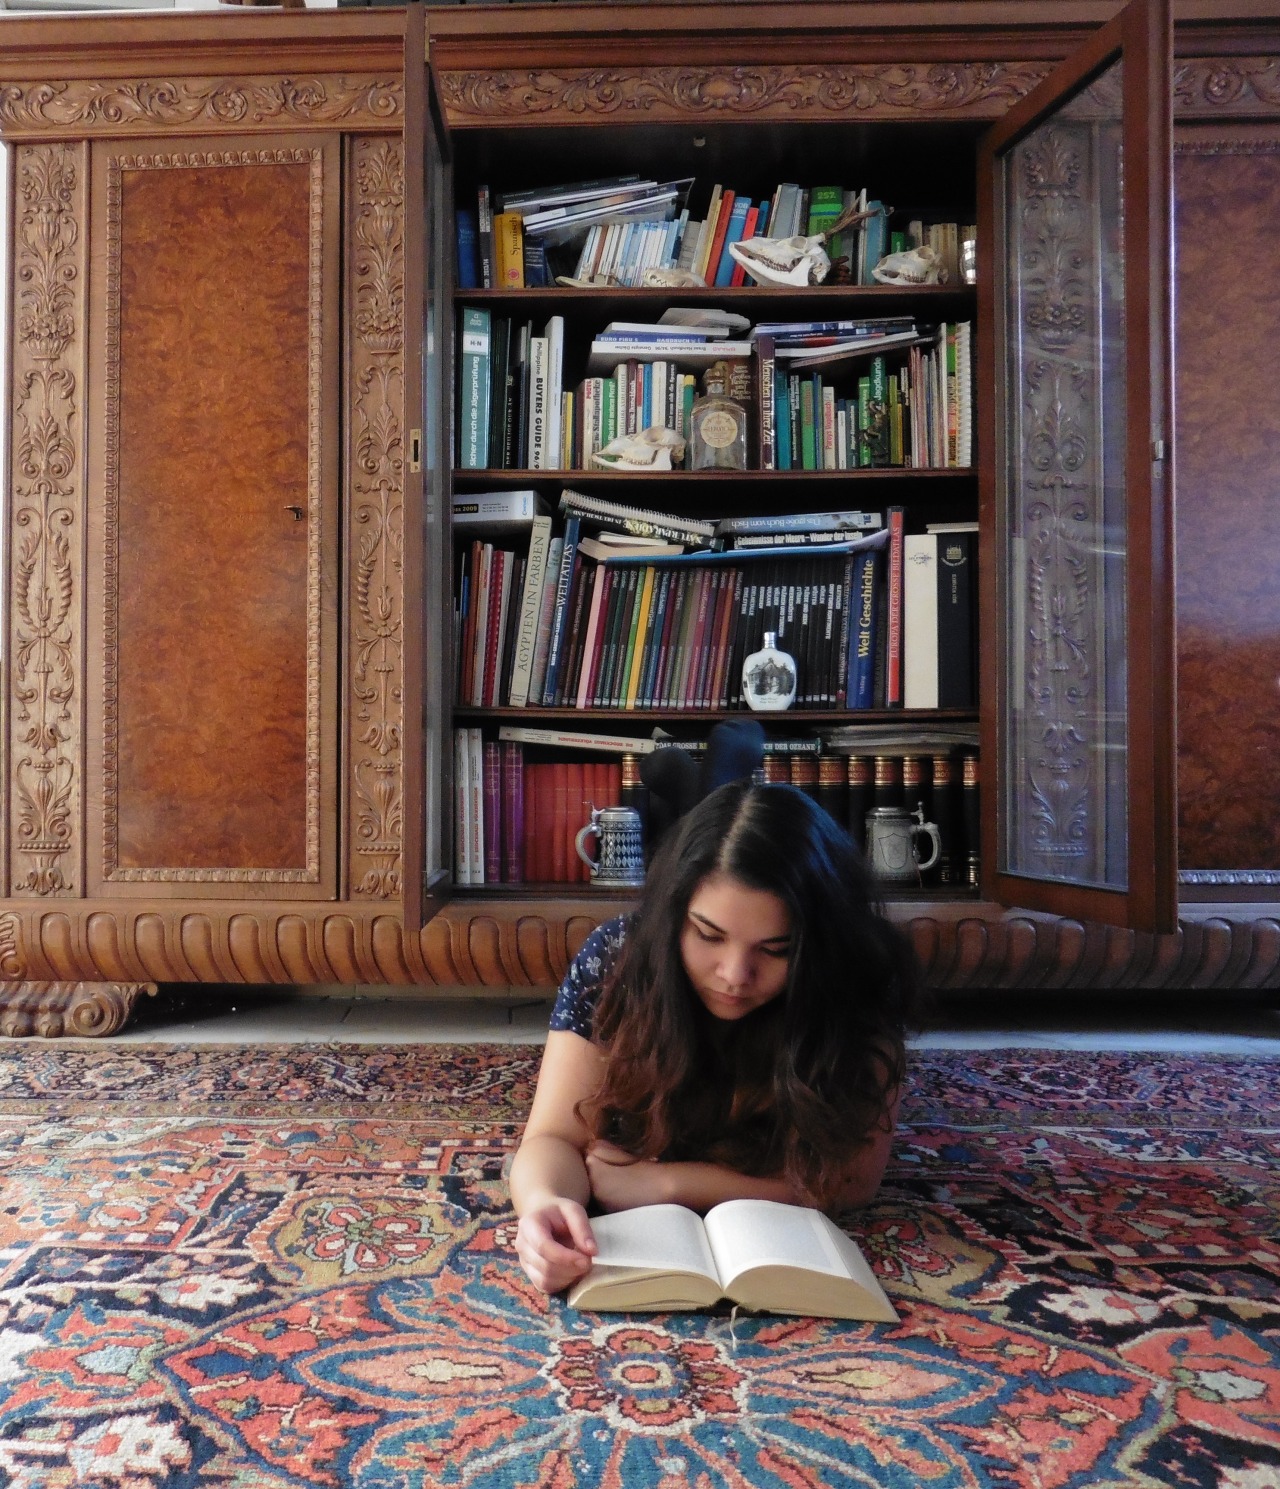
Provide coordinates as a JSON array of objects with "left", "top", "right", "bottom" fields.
[{"left": 688, "top": 909, "right": 791, "bottom": 945}]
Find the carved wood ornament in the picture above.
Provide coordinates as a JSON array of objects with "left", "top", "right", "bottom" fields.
[
  {"left": 0, "top": 76, "right": 402, "bottom": 139},
  {"left": 8, "top": 143, "right": 86, "bottom": 901},
  {"left": 347, "top": 137, "right": 406, "bottom": 901}
]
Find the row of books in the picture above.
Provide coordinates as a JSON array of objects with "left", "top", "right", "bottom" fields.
[
  {"left": 457, "top": 306, "right": 974, "bottom": 473},
  {"left": 458, "top": 173, "right": 977, "bottom": 291},
  {"left": 452, "top": 491, "right": 979, "bottom": 713},
  {"left": 453, "top": 727, "right": 980, "bottom": 887},
  {"left": 760, "top": 328, "right": 972, "bottom": 472},
  {"left": 460, "top": 176, "right": 694, "bottom": 290}
]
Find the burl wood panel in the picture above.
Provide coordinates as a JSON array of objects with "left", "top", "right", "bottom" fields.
[
  {"left": 114, "top": 154, "right": 313, "bottom": 872},
  {"left": 1175, "top": 134, "right": 1280, "bottom": 874}
]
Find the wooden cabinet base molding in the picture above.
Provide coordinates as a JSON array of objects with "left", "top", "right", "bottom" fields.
[
  {"left": 0, "top": 980, "right": 156, "bottom": 1038},
  {"left": 0, "top": 904, "right": 1272, "bottom": 1035}
]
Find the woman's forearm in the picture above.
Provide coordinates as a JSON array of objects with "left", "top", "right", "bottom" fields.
[
  {"left": 509, "top": 1132, "right": 592, "bottom": 1216},
  {"left": 658, "top": 1161, "right": 798, "bottom": 1211}
]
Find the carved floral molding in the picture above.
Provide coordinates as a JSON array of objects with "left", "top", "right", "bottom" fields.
[
  {"left": 0, "top": 76, "right": 402, "bottom": 139},
  {"left": 439, "top": 62, "right": 1054, "bottom": 124},
  {"left": 347, "top": 137, "right": 405, "bottom": 900},
  {"left": 8, "top": 143, "right": 86, "bottom": 899}
]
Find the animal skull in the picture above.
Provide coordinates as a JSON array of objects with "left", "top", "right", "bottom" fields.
[
  {"left": 590, "top": 425, "right": 687, "bottom": 471},
  {"left": 871, "top": 244, "right": 947, "bottom": 286}
]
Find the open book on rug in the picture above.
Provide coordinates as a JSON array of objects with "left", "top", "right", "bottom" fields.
[{"left": 567, "top": 1198, "right": 898, "bottom": 1321}]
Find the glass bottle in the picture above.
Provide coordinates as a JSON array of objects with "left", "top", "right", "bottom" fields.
[
  {"left": 688, "top": 359, "right": 748, "bottom": 471},
  {"left": 741, "top": 631, "right": 797, "bottom": 712}
]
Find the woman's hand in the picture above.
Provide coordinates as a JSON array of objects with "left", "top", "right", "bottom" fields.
[
  {"left": 513, "top": 1199, "right": 597, "bottom": 1294},
  {"left": 586, "top": 1141, "right": 672, "bottom": 1212}
]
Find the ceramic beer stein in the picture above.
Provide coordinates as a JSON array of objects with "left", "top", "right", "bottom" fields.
[
  {"left": 864, "top": 804, "right": 941, "bottom": 884},
  {"left": 575, "top": 805, "right": 646, "bottom": 888}
]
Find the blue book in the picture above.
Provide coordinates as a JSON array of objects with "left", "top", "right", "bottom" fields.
[
  {"left": 847, "top": 546, "right": 880, "bottom": 709},
  {"left": 456, "top": 207, "right": 480, "bottom": 290},
  {"left": 776, "top": 375, "right": 793, "bottom": 471},
  {"left": 861, "top": 202, "right": 888, "bottom": 285},
  {"left": 712, "top": 197, "right": 752, "bottom": 288},
  {"left": 540, "top": 515, "right": 582, "bottom": 706}
]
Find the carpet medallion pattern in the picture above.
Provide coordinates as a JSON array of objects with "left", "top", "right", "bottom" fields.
[{"left": 0, "top": 1045, "right": 1275, "bottom": 1488}]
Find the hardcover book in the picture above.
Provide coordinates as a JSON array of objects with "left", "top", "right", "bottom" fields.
[
  {"left": 567, "top": 1199, "right": 897, "bottom": 1321},
  {"left": 458, "top": 307, "right": 491, "bottom": 470}
]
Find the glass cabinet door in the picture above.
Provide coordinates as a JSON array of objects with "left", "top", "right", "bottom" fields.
[
  {"left": 978, "top": 0, "right": 1176, "bottom": 932},
  {"left": 402, "top": 3, "right": 454, "bottom": 931}
]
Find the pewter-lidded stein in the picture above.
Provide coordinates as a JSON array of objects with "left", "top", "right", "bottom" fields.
[
  {"left": 865, "top": 804, "right": 941, "bottom": 884},
  {"left": 575, "top": 805, "right": 646, "bottom": 888}
]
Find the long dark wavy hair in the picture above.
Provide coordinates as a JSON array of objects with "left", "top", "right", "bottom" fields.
[{"left": 587, "top": 779, "right": 922, "bottom": 1209}]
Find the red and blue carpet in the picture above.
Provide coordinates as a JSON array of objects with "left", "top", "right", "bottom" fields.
[{"left": 0, "top": 1043, "right": 1276, "bottom": 1488}]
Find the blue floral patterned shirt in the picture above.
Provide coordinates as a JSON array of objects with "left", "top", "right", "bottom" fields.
[{"left": 549, "top": 914, "right": 631, "bottom": 1038}]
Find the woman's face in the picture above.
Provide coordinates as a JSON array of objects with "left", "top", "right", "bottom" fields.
[{"left": 680, "top": 870, "right": 793, "bottom": 1021}]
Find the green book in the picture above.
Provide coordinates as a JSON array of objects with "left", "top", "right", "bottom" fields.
[
  {"left": 868, "top": 355, "right": 889, "bottom": 467},
  {"left": 799, "top": 377, "right": 817, "bottom": 472},
  {"left": 857, "top": 376, "right": 872, "bottom": 468},
  {"left": 459, "top": 306, "right": 491, "bottom": 469},
  {"left": 600, "top": 376, "right": 618, "bottom": 448}
]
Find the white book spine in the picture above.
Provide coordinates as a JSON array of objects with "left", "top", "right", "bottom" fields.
[
  {"left": 468, "top": 726, "right": 485, "bottom": 886},
  {"left": 527, "top": 335, "right": 549, "bottom": 469},
  {"left": 454, "top": 728, "right": 472, "bottom": 885},
  {"left": 545, "top": 316, "right": 565, "bottom": 470},
  {"left": 903, "top": 533, "right": 939, "bottom": 709}
]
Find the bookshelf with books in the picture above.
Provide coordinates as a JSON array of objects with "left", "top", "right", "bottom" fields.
[
  {"left": 3, "top": 0, "right": 1251, "bottom": 1016},
  {"left": 447, "top": 102, "right": 984, "bottom": 901}
]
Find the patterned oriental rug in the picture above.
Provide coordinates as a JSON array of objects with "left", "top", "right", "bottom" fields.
[{"left": 0, "top": 1045, "right": 1276, "bottom": 1489}]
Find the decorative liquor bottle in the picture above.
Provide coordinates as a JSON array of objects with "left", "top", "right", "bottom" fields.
[
  {"left": 742, "top": 631, "right": 797, "bottom": 712},
  {"left": 688, "top": 359, "right": 749, "bottom": 471}
]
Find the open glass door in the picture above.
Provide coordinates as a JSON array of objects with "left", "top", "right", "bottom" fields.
[
  {"left": 978, "top": 0, "right": 1175, "bottom": 932},
  {"left": 402, "top": 0, "right": 454, "bottom": 932}
]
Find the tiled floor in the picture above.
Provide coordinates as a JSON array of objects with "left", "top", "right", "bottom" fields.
[{"left": 97, "top": 982, "right": 1280, "bottom": 1054}]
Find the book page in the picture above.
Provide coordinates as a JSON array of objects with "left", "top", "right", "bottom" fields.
[
  {"left": 703, "top": 1200, "right": 851, "bottom": 1286},
  {"left": 588, "top": 1204, "right": 720, "bottom": 1281}
]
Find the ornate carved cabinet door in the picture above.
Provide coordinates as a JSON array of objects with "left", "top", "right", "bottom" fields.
[
  {"left": 84, "top": 131, "right": 341, "bottom": 899},
  {"left": 978, "top": 0, "right": 1177, "bottom": 932}
]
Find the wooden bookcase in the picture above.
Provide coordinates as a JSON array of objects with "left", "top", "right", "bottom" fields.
[{"left": 0, "top": 0, "right": 1277, "bottom": 1035}]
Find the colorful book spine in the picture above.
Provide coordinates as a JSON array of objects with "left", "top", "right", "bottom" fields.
[
  {"left": 458, "top": 307, "right": 491, "bottom": 470},
  {"left": 540, "top": 515, "right": 582, "bottom": 706},
  {"left": 847, "top": 546, "right": 879, "bottom": 709},
  {"left": 885, "top": 506, "right": 906, "bottom": 709}
]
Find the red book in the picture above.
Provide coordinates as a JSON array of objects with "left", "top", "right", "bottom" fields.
[
  {"left": 563, "top": 761, "right": 586, "bottom": 883},
  {"left": 885, "top": 505, "right": 906, "bottom": 708},
  {"left": 698, "top": 571, "right": 731, "bottom": 708},
  {"left": 501, "top": 740, "right": 524, "bottom": 883},
  {"left": 577, "top": 564, "right": 611, "bottom": 709},
  {"left": 728, "top": 204, "right": 759, "bottom": 286},
  {"left": 481, "top": 548, "right": 507, "bottom": 708},
  {"left": 653, "top": 569, "right": 687, "bottom": 707},
  {"left": 709, "top": 567, "right": 741, "bottom": 708},
  {"left": 703, "top": 189, "right": 736, "bottom": 289},
  {"left": 482, "top": 739, "right": 502, "bottom": 884},
  {"left": 459, "top": 540, "right": 483, "bottom": 705},
  {"left": 681, "top": 569, "right": 714, "bottom": 708},
  {"left": 527, "top": 765, "right": 556, "bottom": 882},
  {"left": 550, "top": 761, "right": 570, "bottom": 883}
]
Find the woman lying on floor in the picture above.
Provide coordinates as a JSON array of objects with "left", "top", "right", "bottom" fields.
[{"left": 508, "top": 777, "right": 921, "bottom": 1294}]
